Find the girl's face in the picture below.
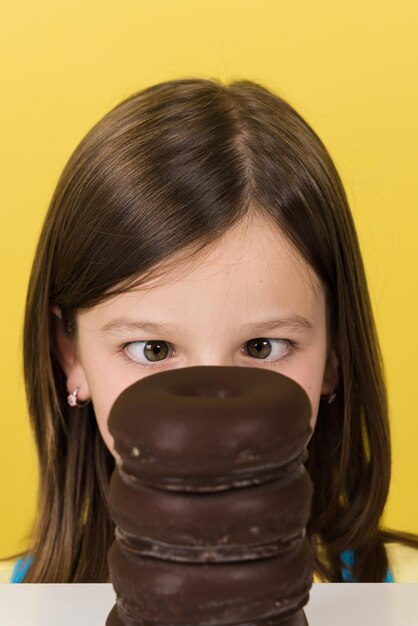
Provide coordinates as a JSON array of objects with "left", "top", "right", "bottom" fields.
[{"left": 53, "top": 213, "right": 339, "bottom": 462}]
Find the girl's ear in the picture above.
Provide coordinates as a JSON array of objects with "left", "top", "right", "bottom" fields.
[
  {"left": 321, "top": 346, "right": 339, "bottom": 395},
  {"left": 50, "top": 305, "right": 91, "bottom": 403},
  {"left": 50, "top": 304, "right": 78, "bottom": 376}
]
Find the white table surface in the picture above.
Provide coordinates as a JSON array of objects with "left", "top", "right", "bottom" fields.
[{"left": 1, "top": 583, "right": 417, "bottom": 625}]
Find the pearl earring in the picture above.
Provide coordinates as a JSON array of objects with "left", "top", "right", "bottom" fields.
[
  {"left": 321, "top": 390, "right": 337, "bottom": 404},
  {"left": 67, "top": 387, "right": 91, "bottom": 407},
  {"left": 328, "top": 391, "right": 337, "bottom": 404}
]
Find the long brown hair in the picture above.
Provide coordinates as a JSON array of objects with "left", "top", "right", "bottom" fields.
[{"left": 17, "top": 77, "right": 418, "bottom": 582}]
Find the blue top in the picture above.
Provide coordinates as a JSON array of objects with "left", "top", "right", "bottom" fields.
[
  {"left": 340, "top": 550, "right": 394, "bottom": 582},
  {"left": 11, "top": 554, "right": 33, "bottom": 583},
  {"left": 11, "top": 550, "right": 393, "bottom": 583}
]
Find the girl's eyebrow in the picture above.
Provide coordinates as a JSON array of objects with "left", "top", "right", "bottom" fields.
[{"left": 100, "top": 314, "right": 314, "bottom": 335}]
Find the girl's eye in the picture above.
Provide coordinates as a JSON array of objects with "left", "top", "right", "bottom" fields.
[
  {"left": 119, "top": 338, "right": 299, "bottom": 369},
  {"left": 123, "top": 340, "right": 172, "bottom": 367},
  {"left": 245, "top": 338, "right": 295, "bottom": 363}
]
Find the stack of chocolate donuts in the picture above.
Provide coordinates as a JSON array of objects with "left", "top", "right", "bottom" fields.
[{"left": 106, "top": 365, "right": 314, "bottom": 626}]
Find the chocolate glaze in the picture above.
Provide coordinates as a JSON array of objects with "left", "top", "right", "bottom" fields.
[
  {"left": 108, "top": 366, "right": 312, "bottom": 490},
  {"left": 109, "top": 462, "right": 313, "bottom": 562},
  {"left": 106, "top": 366, "right": 314, "bottom": 626},
  {"left": 108, "top": 537, "right": 313, "bottom": 625},
  {"left": 106, "top": 604, "right": 309, "bottom": 626}
]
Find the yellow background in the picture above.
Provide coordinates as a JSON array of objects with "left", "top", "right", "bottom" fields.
[{"left": 1, "top": 0, "right": 417, "bottom": 558}]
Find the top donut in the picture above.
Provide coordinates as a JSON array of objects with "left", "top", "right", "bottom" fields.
[{"left": 108, "top": 365, "right": 312, "bottom": 491}]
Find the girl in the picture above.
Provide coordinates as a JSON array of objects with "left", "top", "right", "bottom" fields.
[{"left": 7, "top": 77, "right": 418, "bottom": 584}]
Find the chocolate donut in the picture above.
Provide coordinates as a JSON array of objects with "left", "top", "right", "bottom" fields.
[
  {"left": 108, "top": 365, "right": 312, "bottom": 490},
  {"left": 107, "top": 536, "right": 313, "bottom": 626},
  {"left": 106, "top": 366, "right": 314, "bottom": 626},
  {"left": 109, "top": 461, "right": 313, "bottom": 562}
]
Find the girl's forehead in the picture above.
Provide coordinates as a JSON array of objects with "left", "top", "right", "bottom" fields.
[
  {"left": 141, "top": 214, "right": 320, "bottom": 287},
  {"left": 85, "top": 216, "right": 325, "bottom": 326}
]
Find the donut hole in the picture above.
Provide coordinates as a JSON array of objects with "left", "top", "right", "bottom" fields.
[{"left": 176, "top": 386, "right": 238, "bottom": 398}]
